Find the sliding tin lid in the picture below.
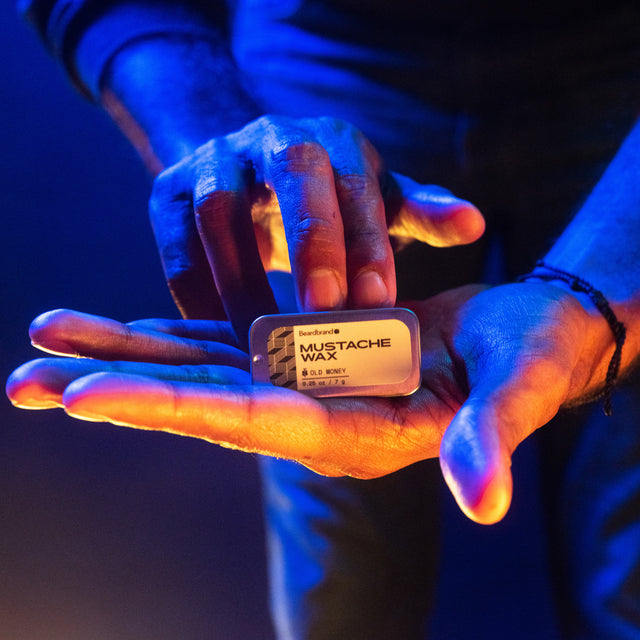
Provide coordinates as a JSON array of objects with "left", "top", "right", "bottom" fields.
[{"left": 249, "top": 308, "right": 421, "bottom": 398}]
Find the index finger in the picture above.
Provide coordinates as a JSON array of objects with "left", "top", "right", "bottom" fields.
[{"left": 192, "top": 139, "right": 278, "bottom": 348}]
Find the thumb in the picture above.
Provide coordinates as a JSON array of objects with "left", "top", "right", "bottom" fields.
[
  {"left": 439, "top": 396, "right": 514, "bottom": 525},
  {"left": 387, "top": 173, "right": 485, "bottom": 247}
]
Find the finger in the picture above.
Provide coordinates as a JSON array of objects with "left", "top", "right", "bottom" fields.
[
  {"left": 58, "top": 373, "right": 441, "bottom": 477},
  {"left": 149, "top": 161, "right": 226, "bottom": 319},
  {"left": 7, "top": 362, "right": 249, "bottom": 411},
  {"left": 439, "top": 358, "right": 568, "bottom": 524},
  {"left": 439, "top": 399, "right": 513, "bottom": 525},
  {"left": 318, "top": 121, "right": 395, "bottom": 309},
  {"left": 386, "top": 173, "right": 485, "bottom": 247},
  {"left": 6, "top": 358, "right": 250, "bottom": 409},
  {"left": 192, "top": 140, "right": 277, "bottom": 348},
  {"left": 29, "top": 309, "right": 249, "bottom": 368},
  {"left": 262, "top": 123, "right": 347, "bottom": 312},
  {"left": 126, "top": 318, "right": 238, "bottom": 345},
  {"left": 62, "top": 372, "right": 335, "bottom": 460},
  {"left": 7, "top": 358, "right": 97, "bottom": 409}
]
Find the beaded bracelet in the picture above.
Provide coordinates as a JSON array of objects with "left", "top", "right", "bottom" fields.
[{"left": 517, "top": 260, "right": 626, "bottom": 416}]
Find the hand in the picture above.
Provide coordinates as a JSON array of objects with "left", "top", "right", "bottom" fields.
[
  {"left": 150, "top": 115, "right": 484, "bottom": 343},
  {"left": 7, "top": 281, "right": 612, "bottom": 524}
]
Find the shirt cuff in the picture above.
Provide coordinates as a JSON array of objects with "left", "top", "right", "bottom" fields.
[{"left": 71, "top": 2, "right": 222, "bottom": 100}]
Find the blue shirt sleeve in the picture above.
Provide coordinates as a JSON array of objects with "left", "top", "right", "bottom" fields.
[{"left": 18, "top": 0, "right": 228, "bottom": 99}]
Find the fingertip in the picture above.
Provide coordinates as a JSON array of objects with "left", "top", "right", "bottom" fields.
[
  {"left": 419, "top": 199, "right": 485, "bottom": 247},
  {"left": 390, "top": 174, "right": 486, "bottom": 247},
  {"left": 449, "top": 201, "right": 486, "bottom": 244},
  {"left": 439, "top": 404, "right": 512, "bottom": 525},
  {"left": 29, "top": 309, "right": 77, "bottom": 355},
  {"left": 62, "top": 372, "right": 125, "bottom": 421},
  {"left": 6, "top": 360, "right": 64, "bottom": 409},
  {"left": 442, "top": 458, "right": 513, "bottom": 525},
  {"left": 62, "top": 373, "right": 169, "bottom": 426}
]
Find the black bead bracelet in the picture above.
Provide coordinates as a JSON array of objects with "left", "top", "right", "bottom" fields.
[{"left": 517, "top": 260, "right": 626, "bottom": 416}]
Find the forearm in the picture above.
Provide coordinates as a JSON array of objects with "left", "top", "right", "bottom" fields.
[
  {"left": 19, "top": 1, "right": 260, "bottom": 173},
  {"left": 540, "top": 118, "right": 640, "bottom": 376},
  {"left": 99, "top": 35, "right": 261, "bottom": 174}
]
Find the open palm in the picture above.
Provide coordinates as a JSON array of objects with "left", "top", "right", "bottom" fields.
[{"left": 7, "top": 281, "right": 609, "bottom": 524}]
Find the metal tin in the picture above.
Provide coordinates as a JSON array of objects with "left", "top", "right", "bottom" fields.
[{"left": 249, "top": 308, "right": 421, "bottom": 397}]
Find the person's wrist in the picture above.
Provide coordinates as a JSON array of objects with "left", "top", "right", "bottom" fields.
[
  {"left": 517, "top": 262, "right": 627, "bottom": 414},
  {"left": 100, "top": 36, "right": 261, "bottom": 172}
]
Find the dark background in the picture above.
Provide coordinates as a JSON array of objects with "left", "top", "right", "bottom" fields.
[{"left": 1, "top": 4, "right": 560, "bottom": 638}]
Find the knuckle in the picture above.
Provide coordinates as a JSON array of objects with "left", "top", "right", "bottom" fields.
[
  {"left": 164, "top": 258, "right": 196, "bottom": 290},
  {"left": 193, "top": 137, "right": 219, "bottom": 158},
  {"left": 119, "top": 323, "right": 136, "bottom": 351},
  {"left": 270, "top": 140, "right": 330, "bottom": 176},
  {"left": 150, "top": 160, "right": 189, "bottom": 202},
  {"left": 335, "top": 172, "right": 379, "bottom": 203},
  {"left": 191, "top": 151, "right": 242, "bottom": 225},
  {"left": 253, "top": 113, "right": 276, "bottom": 127},
  {"left": 312, "top": 115, "right": 354, "bottom": 137},
  {"left": 289, "top": 210, "right": 335, "bottom": 246},
  {"left": 255, "top": 113, "right": 284, "bottom": 129},
  {"left": 218, "top": 389, "right": 259, "bottom": 451},
  {"left": 193, "top": 187, "right": 235, "bottom": 223},
  {"left": 181, "top": 364, "right": 214, "bottom": 384},
  {"left": 149, "top": 163, "right": 192, "bottom": 222},
  {"left": 358, "top": 135, "right": 382, "bottom": 170},
  {"left": 149, "top": 171, "right": 169, "bottom": 206},
  {"left": 193, "top": 340, "right": 216, "bottom": 363},
  {"left": 236, "top": 114, "right": 284, "bottom": 144},
  {"left": 345, "top": 226, "right": 382, "bottom": 253}
]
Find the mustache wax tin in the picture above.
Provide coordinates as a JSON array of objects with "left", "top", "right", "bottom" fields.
[{"left": 249, "top": 308, "right": 421, "bottom": 397}]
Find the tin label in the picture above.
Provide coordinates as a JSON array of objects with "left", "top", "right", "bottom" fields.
[{"left": 266, "top": 318, "right": 413, "bottom": 392}]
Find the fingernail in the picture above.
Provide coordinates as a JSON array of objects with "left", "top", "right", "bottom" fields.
[
  {"left": 304, "top": 269, "right": 344, "bottom": 311},
  {"left": 351, "top": 270, "right": 390, "bottom": 308}
]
